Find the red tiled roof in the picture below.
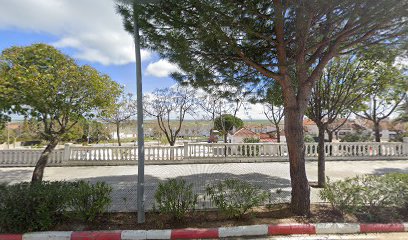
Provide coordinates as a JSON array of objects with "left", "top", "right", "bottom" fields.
[
  {"left": 260, "top": 138, "right": 277, "bottom": 142},
  {"left": 303, "top": 119, "right": 316, "bottom": 126},
  {"left": 233, "top": 128, "right": 259, "bottom": 138}
]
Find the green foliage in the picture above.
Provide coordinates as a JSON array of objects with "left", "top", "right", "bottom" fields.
[
  {"left": 243, "top": 137, "right": 260, "bottom": 143},
  {"left": 319, "top": 177, "right": 364, "bottom": 214},
  {"left": 67, "top": 181, "right": 112, "bottom": 222},
  {"left": 0, "top": 44, "right": 121, "bottom": 181},
  {"left": 0, "top": 44, "right": 121, "bottom": 141},
  {"left": 304, "top": 135, "right": 316, "bottom": 142},
  {"left": 154, "top": 178, "right": 198, "bottom": 220},
  {"left": 340, "top": 132, "right": 372, "bottom": 142},
  {"left": 320, "top": 174, "right": 408, "bottom": 221},
  {"left": 0, "top": 181, "right": 73, "bottom": 233},
  {"left": 0, "top": 181, "right": 112, "bottom": 233},
  {"left": 214, "top": 114, "right": 243, "bottom": 136},
  {"left": 206, "top": 179, "right": 269, "bottom": 219}
]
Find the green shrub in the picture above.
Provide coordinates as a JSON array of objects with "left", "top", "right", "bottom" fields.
[
  {"left": 340, "top": 132, "right": 372, "bottom": 142},
  {"left": 320, "top": 173, "right": 408, "bottom": 221},
  {"left": 384, "top": 173, "right": 408, "bottom": 208},
  {"left": 67, "top": 181, "right": 112, "bottom": 222},
  {"left": 319, "top": 177, "right": 363, "bottom": 214},
  {"left": 0, "top": 181, "right": 112, "bottom": 233},
  {"left": 154, "top": 178, "right": 198, "bottom": 220},
  {"left": 206, "top": 179, "right": 269, "bottom": 219},
  {"left": 304, "top": 134, "right": 316, "bottom": 142},
  {"left": 0, "top": 181, "right": 73, "bottom": 233}
]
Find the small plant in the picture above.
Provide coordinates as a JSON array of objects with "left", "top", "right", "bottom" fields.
[
  {"left": 320, "top": 173, "right": 408, "bottom": 221},
  {"left": 206, "top": 179, "right": 269, "bottom": 219},
  {"left": 0, "top": 181, "right": 73, "bottom": 233},
  {"left": 154, "top": 178, "right": 198, "bottom": 221},
  {"left": 0, "top": 180, "right": 112, "bottom": 233},
  {"left": 319, "top": 177, "right": 364, "bottom": 214},
  {"left": 67, "top": 181, "right": 112, "bottom": 222}
]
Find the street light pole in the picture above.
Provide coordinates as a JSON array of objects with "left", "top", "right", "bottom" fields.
[{"left": 132, "top": 2, "right": 145, "bottom": 224}]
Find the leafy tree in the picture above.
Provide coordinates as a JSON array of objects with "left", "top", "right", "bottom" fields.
[
  {"left": 0, "top": 68, "right": 11, "bottom": 130},
  {"left": 354, "top": 53, "right": 407, "bottom": 142},
  {"left": 258, "top": 85, "right": 284, "bottom": 143},
  {"left": 214, "top": 114, "right": 244, "bottom": 143},
  {"left": 100, "top": 92, "right": 136, "bottom": 146},
  {"left": 0, "top": 44, "right": 121, "bottom": 182},
  {"left": 394, "top": 96, "right": 408, "bottom": 124},
  {"left": 144, "top": 84, "right": 197, "bottom": 146},
  {"left": 83, "top": 120, "right": 111, "bottom": 143},
  {"left": 306, "top": 54, "right": 376, "bottom": 187},
  {"left": 199, "top": 85, "right": 250, "bottom": 129},
  {"left": 117, "top": 0, "right": 408, "bottom": 215}
]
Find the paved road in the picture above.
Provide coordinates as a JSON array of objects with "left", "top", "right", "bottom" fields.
[{"left": 1, "top": 160, "right": 407, "bottom": 212}]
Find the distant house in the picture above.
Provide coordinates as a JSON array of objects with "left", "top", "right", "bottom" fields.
[
  {"left": 259, "top": 133, "right": 277, "bottom": 143},
  {"left": 303, "top": 119, "right": 318, "bottom": 136},
  {"left": 228, "top": 128, "right": 260, "bottom": 143},
  {"left": 355, "top": 118, "right": 399, "bottom": 142},
  {"left": 327, "top": 118, "right": 367, "bottom": 140}
]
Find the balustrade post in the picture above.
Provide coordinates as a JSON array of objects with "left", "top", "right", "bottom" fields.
[
  {"left": 63, "top": 143, "right": 72, "bottom": 164},
  {"left": 183, "top": 141, "right": 189, "bottom": 160},
  {"left": 403, "top": 137, "right": 408, "bottom": 155}
]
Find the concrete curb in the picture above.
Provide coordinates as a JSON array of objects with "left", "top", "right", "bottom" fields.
[{"left": 1, "top": 223, "right": 407, "bottom": 240}]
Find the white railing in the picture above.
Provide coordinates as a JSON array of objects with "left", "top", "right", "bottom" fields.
[
  {"left": 0, "top": 149, "right": 65, "bottom": 167},
  {"left": 68, "top": 145, "right": 184, "bottom": 165},
  {"left": 0, "top": 142, "right": 407, "bottom": 167}
]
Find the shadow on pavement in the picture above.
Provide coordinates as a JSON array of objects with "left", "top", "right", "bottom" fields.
[
  {"left": 372, "top": 167, "right": 408, "bottom": 175},
  {"left": 80, "top": 172, "right": 291, "bottom": 212}
]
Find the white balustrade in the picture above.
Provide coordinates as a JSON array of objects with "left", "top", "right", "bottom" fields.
[
  {"left": 0, "top": 149, "right": 64, "bottom": 166},
  {"left": 0, "top": 142, "right": 407, "bottom": 167}
]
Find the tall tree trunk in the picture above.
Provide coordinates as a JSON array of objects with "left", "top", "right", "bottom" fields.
[
  {"left": 374, "top": 120, "right": 381, "bottom": 156},
  {"left": 374, "top": 121, "right": 381, "bottom": 142},
  {"left": 116, "top": 122, "right": 121, "bottom": 146},
  {"left": 285, "top": 106, "right": 310, "bottom": 216},
  {"left": 224, "top": 133, "right": 228, "bottom": 143},
  {"left": 31, "top": 137, "right": 59, "bottom": 182},
  {"left": 276, "top": 125, "right": 281, "bottom": 143},
  {"left": 326, "top": 128, "right": 333, "bottom": 142},
  {"left": 317, "top": 124, "right": 326, "bottom": 187}
]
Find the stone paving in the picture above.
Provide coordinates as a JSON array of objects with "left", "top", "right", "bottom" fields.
[{"left": 1, "top": 160, "right": 407, "bottom": 212}]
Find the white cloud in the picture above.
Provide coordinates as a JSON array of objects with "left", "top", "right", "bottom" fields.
[
  {"left": 0, "top": 0, "right": 151, "bottom": 65},
  {"left": 146, "top": 59, "right": 181, "bottom": 78}
]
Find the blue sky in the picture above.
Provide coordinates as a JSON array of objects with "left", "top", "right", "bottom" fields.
[
  {"left": 0, "top": 0, "right": 178, "bottom": 94},
  {"left": 0, "top": 0, "right": 266, "bottom": 119}
]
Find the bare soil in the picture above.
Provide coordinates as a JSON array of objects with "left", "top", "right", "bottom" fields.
[{"left": 53, "top": 204, "right": 408, "bottom": 231}]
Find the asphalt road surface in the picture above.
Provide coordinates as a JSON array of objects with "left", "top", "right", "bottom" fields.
[{"left": 1, "top": 160, "right": 407, "bottom": 211}]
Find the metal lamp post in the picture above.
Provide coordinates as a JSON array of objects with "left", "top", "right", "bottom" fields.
[{"left": 123, "top": 0, "right": 160, "bottom": 224}]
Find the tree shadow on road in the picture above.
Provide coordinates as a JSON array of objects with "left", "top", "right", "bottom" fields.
[
  {"left": 80, "top": 172, "right": 291, "bottom": 212},
  {"left": 372, "top": 167, "right": 408, "bottom": 175},
  {"left": 0, "top": 168, "right": 33, "bottom": 184}
]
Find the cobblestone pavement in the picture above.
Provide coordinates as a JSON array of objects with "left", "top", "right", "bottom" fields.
[{"left": 1, "top": 160, "right": 407, "bottom": 212}]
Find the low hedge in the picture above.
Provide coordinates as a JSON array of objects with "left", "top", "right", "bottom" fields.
[
  {"left": 320, "top": 173, "right": 408, "bottom": 221},
  {"left": 0, "top": 180, "right": 112, "bottom": 233}
]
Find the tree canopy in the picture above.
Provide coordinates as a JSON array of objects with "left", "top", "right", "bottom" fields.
[
  {"left": 101, "top": 91, "right": 137, "bottom": 146},
  {"left": 214, "top": 114, "right": 244, "bottom": 143},
  {"left": 117, "top": 0, "right": 408, "bottom": 215},
  {"left": 0, "top": 43, "right": 121, "bottom": 181},
  {"left": 144, "top": 84, "right": 198, "bottom": 146}
]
